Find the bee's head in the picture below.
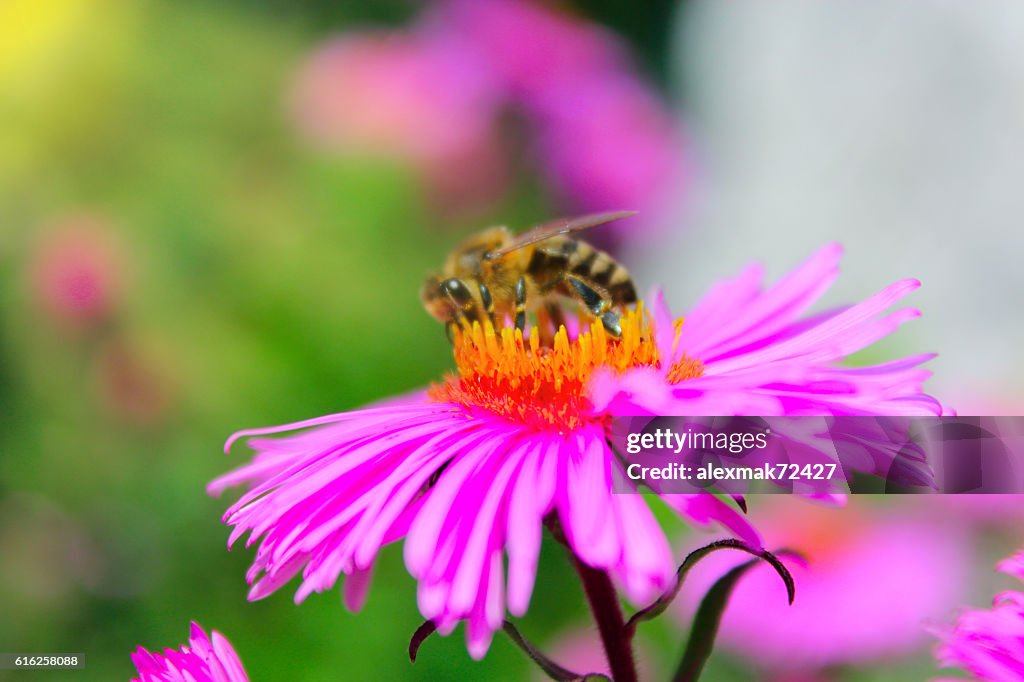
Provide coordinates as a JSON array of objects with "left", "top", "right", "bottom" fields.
[{"left": 420, "top": 275, "right": 457, "bottom": 323}]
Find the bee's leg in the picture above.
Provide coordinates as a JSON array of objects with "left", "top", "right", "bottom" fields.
[
  {"left": 514, "top": 276, "right": 527, "bottom": 333},
  {"left": 478, "top": 282, "right": 496, "bottom": 328},
  {"left": 600, "top": 310, "right": 623, "bottom": 338},
  {"left": 537, "top": 301, "right": 566, "bottom": 346},
  {"left": 564, "top": 275, "right": 622, "bottom": 338},
  {"left": 546, "top": 302, "right": 567, "bottom": 333}
]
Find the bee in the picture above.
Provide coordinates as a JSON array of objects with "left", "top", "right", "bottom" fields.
[{"left": 421, "top": 211, "right": 638, "bottom": 339}]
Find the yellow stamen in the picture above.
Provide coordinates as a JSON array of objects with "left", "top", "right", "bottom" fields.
[{"left": 429, "top": 304, "right": 704, "bottom": 431}]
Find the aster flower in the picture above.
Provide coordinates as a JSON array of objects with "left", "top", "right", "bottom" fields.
[
  {"left": 591, "top": 242, "right": 941, "bottom": 417},
  {"left": 130, "top": 622, "right": 249, "bottom": 682},
  {"left": 209, "top": 244, "right": 939, "bottom": 668},
  {"left": 933, "top": 550, "right": 1024, "bottom": 681}
]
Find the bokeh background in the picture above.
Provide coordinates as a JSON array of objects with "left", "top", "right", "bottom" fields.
[{"left": 2, "top": 1, "right": 1022, "bottom": 680}]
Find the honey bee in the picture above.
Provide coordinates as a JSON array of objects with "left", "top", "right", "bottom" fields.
[{"left": 421, "top": 211, "right": 638, "bottom": 339}]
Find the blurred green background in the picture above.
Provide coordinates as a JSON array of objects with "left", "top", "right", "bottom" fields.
[
  {"left": 0, "top": 1, "right": 686, "bottom": 679},
  {"left": 3, "top": 1, "right": 1023, "bottom": 680}
]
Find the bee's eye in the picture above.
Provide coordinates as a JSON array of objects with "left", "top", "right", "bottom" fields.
[{"left": 442, "top": 278, "right": 474, "bottom": 305}]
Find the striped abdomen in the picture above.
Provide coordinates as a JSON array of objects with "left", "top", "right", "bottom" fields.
[{"left": 527, "top": 236, "right": 636, "bottom": 306}]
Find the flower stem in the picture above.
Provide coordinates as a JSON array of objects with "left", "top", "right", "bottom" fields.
[
  {"left": 546, "top": 517, "right": 637, "bottom": 681},
  {"left": 571, "top": 555, "right": 638, "bottom": 682}
]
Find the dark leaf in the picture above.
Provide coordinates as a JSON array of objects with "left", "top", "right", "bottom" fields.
[
  {"left": 672, "top": 549, "right": 798, "bottom": 682},
  {"left": 626, "top": 539, "right": 793, "bottom": 637},
  {"left": 408, "top": 620, "right": 437, "bottom": 662}
]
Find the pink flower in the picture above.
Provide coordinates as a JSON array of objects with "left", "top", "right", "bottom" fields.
[
  {"left": 676, "top": 497, "right": 969, "bottom": 672},
  {"left": 291, "top": 1, "right": 690, "bottom": 227},
  {"left": 930, "top": 495, "right": 1024, "bottom": 526},
  {"left": 130, "top": 622, "right": 249, "bottom": 682},
  {"left": 289, "top": 32, "right": 505, "bottom": 211},
  {"left": 934, "top": 551, "right": 1024, "bottom": 681},
  {"left": 529, "top": 628, "right": 658, "bottom": 682},
  {"left": 29, "top": 214, "right": 121, "bottom": 331},
  {"left": 431, "top": 0, "right": 629, "bottom": 98},
  {"left": 434, "top": 0, "right": 690, "bottom": 226},
  {"left": 592, "top": 242, "right": 942, "bottom": 417},
  {"left": 209, "top": 244, "right": 939, "bottom": 658},
  {"left": 210, "top": 313, "right": 743, "bottom": 659},
  {"left": 530, "top": 74, "right": 689, "bottom": 220}
]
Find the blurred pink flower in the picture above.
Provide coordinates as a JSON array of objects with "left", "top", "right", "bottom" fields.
[
  {"left": 676, "top": 497, "right": 969, "bottom": 673},
  {"left": 429, "top": 0, "right": 629, "bottom": 98},
  {"left": 29, "top": 214, "right": 121, "bottom": 330},
  {"left": 929, "top": 494, "right": 1024, "bottom": 525},
  {"left": 530, "top": 629, "right": 658, "bottom": 681},
  {"left": 434, "top": 0, "right": 690, "bottom": 226},
  {"left": 210, "top": 244, "right": 939, "bottom": 660},
  {"left": 290, "top": 1, "right": 690, "bottom": 226},
  {"left": 131, "top": 622, "right": 249, "bottom": 682},
  {"left": 934, "top": 550, "right": 1024, "bottom": 681},
  {"left": 531, "top": 75, "right": 688, "bottom": 220},
  {"left": 289, "top": 32, "right": 505, "bottom": 211}
]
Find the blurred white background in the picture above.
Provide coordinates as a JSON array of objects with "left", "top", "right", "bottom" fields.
[{"left": 640, "top": 0, "right": 1024, "bottom": 412}]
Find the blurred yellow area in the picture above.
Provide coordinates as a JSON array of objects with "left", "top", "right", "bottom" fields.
[{"left": 0, "top": 0, "right": 136, "bottom": 187}]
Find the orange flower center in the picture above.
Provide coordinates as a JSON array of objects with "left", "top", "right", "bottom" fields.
[{"left": 428, "top": 305, "right": 704, "bottom": 432}]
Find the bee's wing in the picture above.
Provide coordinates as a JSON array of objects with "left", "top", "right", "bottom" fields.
[{"left": 484, "top": 210, "right": 637, "bottom": 259}]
